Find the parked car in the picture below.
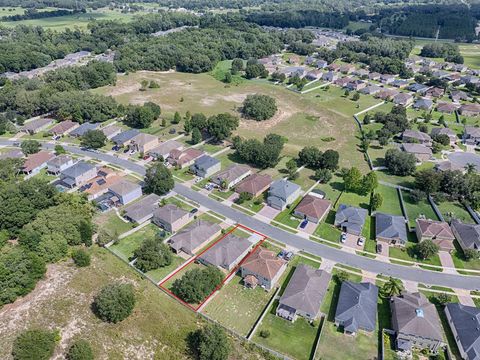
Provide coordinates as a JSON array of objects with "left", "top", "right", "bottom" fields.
[
  {"left": 143, "top": 155, "right": 151, "bottom": 160},
  {"left": 123, "top": 148, "right": 130, "bottom": 153},
  {"left": 112, "top": 145, "right": 120, "bottom": 151},
  {"left": 300, "top": 219, "right": 308, "bottom": 229},
  {"left": 357, "top": 237, "right": 365, "bottom": 246},
  {"left": 278, "top": 250, "right": 286, "bottom": 259},
  {"left": 52, "top": 135, "right": 60, "bottom": 141},
  {"left": 284, "top": 251, "right": 294, "bottom": 261},
  {"left": 376, "top": 243, "right": 383, "bottom": 254},
  {"left": 13, "top": 142, "right": 20, "bottom": 147},
  {"left": 190, "top": 208, "right": 198, "bottom": 215},
  {"left": 340, "top": 233, "right": 347, "bottom": 243}
]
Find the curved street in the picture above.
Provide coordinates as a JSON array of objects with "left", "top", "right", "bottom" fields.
[{"left": 4, "top": 139, "right": 480, "bottom": 290}]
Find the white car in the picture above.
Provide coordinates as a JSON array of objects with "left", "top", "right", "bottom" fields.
[
  {"left": 340, "top": 233, "right": 347, "bottom": 243},
  {"left": 357, "top": 238, "right": 365, "bottom": 246}
]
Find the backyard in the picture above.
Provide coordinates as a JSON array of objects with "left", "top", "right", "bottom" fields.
[{"left": 109, "top": 224, "right": 159, "bottom": 261}]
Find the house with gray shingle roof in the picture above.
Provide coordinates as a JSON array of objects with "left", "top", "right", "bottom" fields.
[
  {"left": 149, "top": 140, "right": 183, "bottom": 160},
  {"left": 391, "top": 292, "right": 444, "bottom": 352},
  {"left": 21, "top": 118, "right": 54, "bottom": 135},
  {"left": 445, "top": 303, "right": 480, "bottom": 360},
  {"left": 402, "top": 129, "right": 432, "bottom": 146},
  {"left": 413, "top": 98, "right": 433, "bottom": 110},
  {"left": 60, "top": 161, "right": 97, "bottom": 188},
  {"left": 69, "top": 122, "right": 100, "bottom": 138},
  {"left": 190, "top": 155, "right": 221, "bottom": 178},
  {"left": 451, "top": 219, "right": 480, "bottom": 252},
  {"left": 111, "top": 129, "right": 140, "bottom": 146},
  {"left": 211, "top": 164, "right": 252, "bottom": 189},
  {"left": 334, "top": 204, "right": 368, "bottom": 236},
  {"left": 267, "top": 179, "right": 302, "bottom": 211},
  {"left": 375, "top": 213, "right": 407, "bottom": 246},
  {"left": 276, "top": 265, "right": 331, "bottom": 322},
  {"left": 401, "top": 143, "right": 432, "bottom": 162},
  {"left": 168, "top": 220, "right": 221, "bottom": 255},
  {"left": 334, "top": 281, "right": 378, "bottom": 335},
  {"left": 198, "top": 233, "right": 253, "bottom": 271},
  {"left": 47, "top": 155, "right": 74, "bottom": 175},
  {"left": 123, "top": 194, "right": 161, "bottom": 224},
  {"left": 152, "top": 204, "right": 190, "bottom": 233},
  {"left": 431, "top": 127, "right": 457, "bottom": 146},
  {"left": 108, "top": 179, "right": 142, "bottom": 205}
]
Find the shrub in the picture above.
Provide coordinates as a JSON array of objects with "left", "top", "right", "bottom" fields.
[
  {"left": 93, "top": 283, "right": 135, "bottom": 323},
  {"left": 12, "top": 329, "right": 57, "bottom": 360},
  {"left": 189, "top": 324, "right": 231, "bottom": 360},
  {"left": 172, "top": 267, "right": 224, "bottom": 304},
  {"left": 259, "top": 330, "right": 270, "bottom": 338},
  {"left": 72, "top": 249, "right": 91, "bottom": 267},
  {"left": 66, "top": 339, "right": 94, "bottom": 360},
  {"left": 242, "top": 94, "right": 277, "bottom": 121}
]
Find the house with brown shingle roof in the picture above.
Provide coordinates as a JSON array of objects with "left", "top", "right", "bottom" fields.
[
  {"left": 240, "top": 247, "right": 287, "bottom": 291},
  {"left": 101, "top": 124, "right": 122, "bottom": 140},
  {"left": 22, "top": 151, "right": 55, "bottom": 175},
  {"left": 152, "top": 204, "right": 191, "bottom": 233},
  {"left": 48, "top": 120, "right": 79, "bottom": 136},
  {"left": 391, "top": 292, "right": 444, "bottom": 353},
  {"left": 83, "top": 167, "right": 122, "bottom": 200},
  {"left": 460, "top": 103, "right": 480, "bottom": 117},
  {"left": 402, "top": 130, "right": 432, "bottom": 146},
  {"left": 211, "top": 164, "right": 252, "bottom": 189},
  {"left": 393, "top": 93, "right": 414, "bottom": 106},
  {"left": 276, "top": 265, "right": 331, "bottom": 322},
  {"left": 198, "top": 233, "right": 253, "bottom": 271},
  {"left": 375, "top": 88, "right": 399, "bottom": 101},
  {"left": 402, "top": 143, "right": 432, "bottom": 162},
  {"left": 235, "top": 173, "right": 273, "bottom": 198},
  {"left": 293, "top": 194, "right": 331, "bottom": 224},
  {"left": 168, "top": 220, "right": 221, "bottom": 255},
  {"left": 415, "top": 219, "right": 455, "bottom": 251},
  {"left": 21, "top": 118, "right": 55, "bottom": 135},
  {"left": 431, "top": 127, "right": 457, "bottom": 146},
  {"left": 436, "top": 102, "right": 458, "bottom": 114},
  {"left": 129, "top": 133, "right": 159, "bottom": 154},
  {"left": 168, "top": 148, "right": 204, "bottom": 168}
]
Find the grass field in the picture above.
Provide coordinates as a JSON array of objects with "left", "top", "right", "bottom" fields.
[
  {"left": 109, "top": 224, "right": 159, "bottom": 261},
  {"left": 94, "top": 70, "right": 369, "bottom": 171},
  {"left": 273, "top": 197, "right": 303, "bottom": 228},
  {"left": 202, "top": 275, "right": 274, "bottom": 336},
  {"left": 145, "top": 255, "right": 185, "bottom": 284},
  {"left": 402, "top": 191, "right": 438, "bottom": 228},
  {"left": 0, "top": 247, "right": 264, "bottom": 359},
  {"left": 0, "top": 7, "right": 145, "bottom": 30},
  {"left": 435, "top": 200, "right": 474, "bottom": 224},
  {"left": 376, "top": 184, "right": 402, "bottom": 216},
  {"left": 94, "top": 211, "right": 133, "bottom": 237}
]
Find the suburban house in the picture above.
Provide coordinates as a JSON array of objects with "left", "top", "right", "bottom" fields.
[
  {"left": 354, "top": 69, "right": 369, "bottom": 78},
  {"left": 305, "top": 70, "right": 322, "bottom": 81},
  {"left": 415, "top": 219, "right": 455, "bottom": 252},
  {"left": 401, "top": 143, "right": 432, "bottom": 162},
  {"left": 340, "top": 64, "right": 355, "bottom": 74},
  {"left": 123, "top": 193, "right": 161, "bottom": 224},
  {"left": 152, "top": 204, "right": 191, "bottom": 233},
  {"left": 211, "top": 164, "right": 252, "bottom": 189},
  {"left": 335, "top": 77, "right": 351, "bottom": 87},
  {"left": 60, "top": 161, "right": 97, "bottom": 188},
  {"left": 276, "top": 265, "right": 331, "bottom": 322},
  {"left": 346, "top": 79, "right": 367, "bottom": 91},
  {"left": 149, "top": 140, "right": 184, "bottom": 160},
  {"left": 69, "top": 122, "right": 100, "bottom": 138},
  {"left": 460, "top": 104, "right": 480, "bottom": 117},
  {"left": 128, "top": 133, "right": 159, "bottom": 154},
  {"left": 375, "top": 212, "right": 407, "bottom": 246},
  {"left": 393, "top": 93, "right": 414, "bottom": 106},
  {"left": 46, "top": 155, "right": 74, "bottom": 175},
  {"left": 235, "top": 173, "right": 273, "bottom": 198},
  {"left": 368, "top": 72, "right": 381, "bottom": 81},
  {"left": 435, "top": 160, "right": 466, "bottom": 172},
  {"left": 376, "top": 88, "right": 399, "bottom": 100},
  {"left": 431, "top": 127, "right": 457, "bottom": 146},
  {"left": 323, "top": 71, "right": 338, "bottom": 82},
  {"left": 392, "top": 79, "right": 409, "bottom": 88},
  {"left": 334, "top": 204, "right": 368, "bottom": 236},
  {"left": 293, "top": 194, "right": 331, "bottom": 223},
  {"left": 334, "top": 281, "right": 378, "bottom": 336},
  {"left": 413, "top": 98, "right": 433, "bottom": 110},
  {"left": 0, "top": 149, "right": 23, "bottom": 160},
  {"left": 436, "top": 102, "right": 458, "bottom": 114},
  {"left": 451, "top": 90, "right": 470, "bottom": 103},
  {"left": 240, "top": 247, "right": 287, "bottom": 291},
  {"left": 407, "top": 83, "right": 429, "bottom": 94},
  {"left": 48, "top": 120, "right": 79, "bottom": 136},
  {"left": 425, "top": 87, "right": 444, "bottom": 98},
  {"left": 168, "top": 220, "right": 221, "bottom": 255},
  {"left": 464, "top": 126, "right": 480, "bottom": 146},
  {"left": 445, "top": 303, "right": 480, "bottom": 360},
  {"left": 328, "top": 63, "right": 340, "bottom": 72},
  {"left": 111, "top": 129, "right": 140, "bottom": 147},
  {"left": 380, "top": 74, "right": 396, "bottom": 84},
  {"left": 83, "top": 167, "right": 122, "bottom": 200},
  {"left": 267, "top": 179, "right": 302, "bottom": 211},
  {"left": 315, "top": 60, "right": 328, "bottom": 69},
  {"left": 108, "top": 179, "right": 143, "bottom": 205},
  {"left": 101, "top": 124, "right": 122, "bottom": 140},
  {"left": 21, "top": 117, "right": 55, "bottom": 135},
  {"left": 22, "top": 151, "right": 55, "bottom": 175},
  {"left": 391, "top": 292, "right": 444, "bottom": 353},
  {"left": 360, "top": 85, "right": 382, "bottom": 95},
  {"left": 168, "top": 148, "right": 204, "bottom": 168},
  {"left": 190, "top": 155, "right": 221, "bottom": 178},
  {"left": 451, "top": 219, "right": 480, "bottom": 252},
  {"left": 402, "top": 129, "right": 432, "bottom": 146},
  {"left": 198, "top": 233, "right": 253, "bottom": 271}
]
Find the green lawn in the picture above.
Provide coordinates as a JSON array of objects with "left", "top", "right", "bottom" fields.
[
  {"left": 435, "top": 200, "right": 475, "bottom": 224},
  {"left": 145, "top": 255, "right": 185, "bottom": 284},
  {"left": 376, "top": 184, "right": 402, "bottom": 216},
  {"left": 202, "top": 275, "right": 274, "bottom": 336},
  {"left": 451, "top": 243, "right": 480, "bottom": 273},
  {"left": 336, "top": 190, "right": 370, "bottom": 211},
  {"left": 376, "top": 170, "right": 416, "bottom": 189},
  {"left": 314, "top": 174, "right": 344, "bottom": 206},
  {"left": 253, "top": 302, "right": 320, "bottom": 360},
  {"left": 94, "top": 211, "right": 134, "bottom": 237},
  {"left": 292, "top": 167, "right": 317, "bottom": 191},
  {"left": 389, "top": 242, "right": 442, "bottom": 268},
  {"left": 315, "top": 211, "right": 342, "bottom": 243},
  {"left": 402, "top": 191, "right": 438, "bottom": 228},
  {"left": 273, "top": 197, "right": 303, "bottom": 228},
  {"left": 109, "top": 224, "right": 159, "bottom": 261}
]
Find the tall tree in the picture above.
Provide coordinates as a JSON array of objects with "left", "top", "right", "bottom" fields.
[{"left": 144, "top": 163, "right": 174, "bottom": 196}]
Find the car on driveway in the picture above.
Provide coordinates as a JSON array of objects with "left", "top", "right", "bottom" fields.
[
  {"left": 376, "top": 243, "right": 383, "bottom": 254},
  {"left": 300, "top": 219, "right": 308, "bottom": 229},
  {"left": 340, "top": 233, "right": 347, "bottom": 243},
  {"left": 357, "top": 237, "right": 365, "bottom": 246}
]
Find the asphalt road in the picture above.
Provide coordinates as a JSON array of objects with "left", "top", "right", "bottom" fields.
[{"left": 4, "top": 139, "right": 480, "bottom": 290}]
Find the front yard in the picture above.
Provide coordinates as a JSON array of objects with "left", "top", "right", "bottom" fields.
[{"left": 272, "top": 197, "right": 303, "bottom": 228}]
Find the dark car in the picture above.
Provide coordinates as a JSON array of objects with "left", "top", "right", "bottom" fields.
[
  {"left": 169, "top": 128, "right": 176, "bottom": 134},
  {"left": 190, "top": 208, "right": 198, "bottom": 215},
  {"left": 300, "top": 219, "right": 308, "bottom": 229},
  {"left": 376, "top": 243, "right": 383, "bottom": 254}
]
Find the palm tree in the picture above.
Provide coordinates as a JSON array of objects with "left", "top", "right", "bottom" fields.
[{"left": 382, "top": 277, "right": 403, "bottom": 298}]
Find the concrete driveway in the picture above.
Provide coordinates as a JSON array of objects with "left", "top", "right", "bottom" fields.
[
  {"left": 343, "top": 233, "right": 364, "bottom": 251},
  {"left": 257, "top": 205, "right": 281, "bottom": 220},
  {"left": 439, "top": 251, "right": 458, "bottom": 274},
  {"left": 299, "top": 221, "right": 317, "bottom": 235}
]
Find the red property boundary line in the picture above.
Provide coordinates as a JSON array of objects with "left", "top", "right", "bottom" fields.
[{"left": 159, "top": 223, "right": 268, "bottom": 312}]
